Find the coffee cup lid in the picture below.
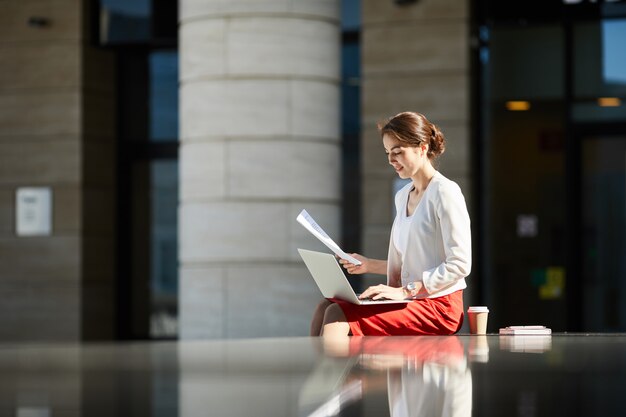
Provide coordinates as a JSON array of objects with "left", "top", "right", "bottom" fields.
[{"left": 468, "top": 306, "right": 489, "bottom": 313}]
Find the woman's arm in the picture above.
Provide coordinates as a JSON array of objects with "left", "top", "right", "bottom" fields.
[
  {"left": 340, "top": 254, "right": 411, "bottom": 301},
  {"left": 338, "top": 254, "right": 387, "bottom": 275},
  {"left": 421, "top": 183, "right": 472, "bottom": 294}
]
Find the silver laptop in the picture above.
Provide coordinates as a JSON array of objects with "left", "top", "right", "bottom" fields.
[{"left": 298, "top": 249, "right": 410, "bottom": 305}]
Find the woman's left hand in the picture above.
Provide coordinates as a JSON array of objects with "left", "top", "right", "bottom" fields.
[{"left": 359, "top": 284, "right": 407, "bottom": 301}]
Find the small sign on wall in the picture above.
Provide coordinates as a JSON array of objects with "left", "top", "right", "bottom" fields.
[
  {"left": 16, "top": 187, "right": 52, "bottom": 237},
  {"left": 517, "top": 214, "right": 538, "bottom": 238}
]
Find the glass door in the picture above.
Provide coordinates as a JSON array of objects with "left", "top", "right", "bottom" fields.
[
  {"left": 475, "top": 3, "right": 626, "bottom": 332},
  {"left": 580, "top": 133, "right": 626, "bottom": 331},
  {"left": 478, "top": 23, "right": 569, "bottom": 331},
  {"left": 570, "top": 18, "right": 626, "bottom": 331}
]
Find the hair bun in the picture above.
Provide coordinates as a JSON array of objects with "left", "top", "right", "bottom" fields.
[
  {"left": 379, "top": 112, "right": 447, "bottom": 161},
  {"left": 429, "top": 124, "right": 446, "bottom": 159}
]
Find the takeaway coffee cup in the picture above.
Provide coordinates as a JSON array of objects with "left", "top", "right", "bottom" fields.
[{"left": 467, "top": 306, "right": 489, "bottom": 335}]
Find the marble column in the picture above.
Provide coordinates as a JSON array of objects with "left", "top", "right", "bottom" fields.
[{"left": 179, "top": 0, "right": 341, "bottom": 338}]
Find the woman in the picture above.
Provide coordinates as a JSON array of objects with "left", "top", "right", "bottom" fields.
[{"left": 310, "top": 111, "right": 471, "bottom": 337}]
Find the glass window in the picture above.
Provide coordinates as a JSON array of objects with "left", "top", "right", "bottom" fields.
[
  {"left": 602, "top": 20, "right": 626, "bottom": 88},
  {"left": 573, "top": 19, "right": 626, "bottom": 122},
  {"left": 100, "top": 0, "right": 151, "bottom": 44},
  {"left": 489, "top": 26, "right": 564, "bottom": 101},
  {"left": 150, "top": 51, "right": 179, "bottom": 142},
  {"left": 341, "top": 1, "right": 361, "bottom": 272},
  {"left": 150, "top": 160, "right": 179, "bottom": 338},
  {"left": 341, "top": 0, "right": 361, "bottom": 31},
  {"left": 341, "top": 42, "right": 360, "bottom": 138}
]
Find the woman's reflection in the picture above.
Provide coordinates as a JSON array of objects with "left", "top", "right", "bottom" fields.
[{"left": 319, "top": 336, "right": 472, "bottom": 417}]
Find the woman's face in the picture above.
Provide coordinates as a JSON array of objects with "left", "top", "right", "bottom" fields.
[{"left": 383, "top": 133, "right": 427, "bottom": 179}]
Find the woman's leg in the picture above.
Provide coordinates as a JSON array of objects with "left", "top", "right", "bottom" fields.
[
  {"left": 311, "top": 299, "right": 333, "bottom": 336},
  {"left": 321, "top": 303, "right": 350, "bottom": 337}
]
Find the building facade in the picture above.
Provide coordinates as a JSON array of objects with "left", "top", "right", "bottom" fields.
[{"left": 0, "top": 0, "right": 624, "bottom": 341}]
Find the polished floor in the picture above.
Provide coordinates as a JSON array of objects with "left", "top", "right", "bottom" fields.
[{"left": 1, "top": 334, "right": 626, "bottom": 416}]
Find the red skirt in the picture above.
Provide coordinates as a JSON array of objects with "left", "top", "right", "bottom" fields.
[{"left": 330, "top": 290, "right": 464, "bottom": 336}]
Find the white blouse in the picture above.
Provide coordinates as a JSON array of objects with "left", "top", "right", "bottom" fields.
[
  {"left": 392, "top": 198, "right": 414, "bottom": 259},
  {"left": 387, "top": 171, "right": 472, "bottom": 299}
]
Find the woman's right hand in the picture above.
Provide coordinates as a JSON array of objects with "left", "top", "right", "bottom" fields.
[{"left": 338, "top": 254, "right": 370, "bottom": 275}]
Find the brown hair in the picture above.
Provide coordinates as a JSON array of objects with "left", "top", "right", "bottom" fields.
[{"left": 377, "top": 112, "right": 446, "bottom": 160}]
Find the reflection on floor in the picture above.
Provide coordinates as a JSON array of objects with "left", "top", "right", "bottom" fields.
[{"left": 1, "top": 334, "right": 625, "bottom": 416}]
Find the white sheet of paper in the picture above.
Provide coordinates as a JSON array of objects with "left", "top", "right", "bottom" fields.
[{"left": 297, "top": 209, "right": 362, "bottom": 265}]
